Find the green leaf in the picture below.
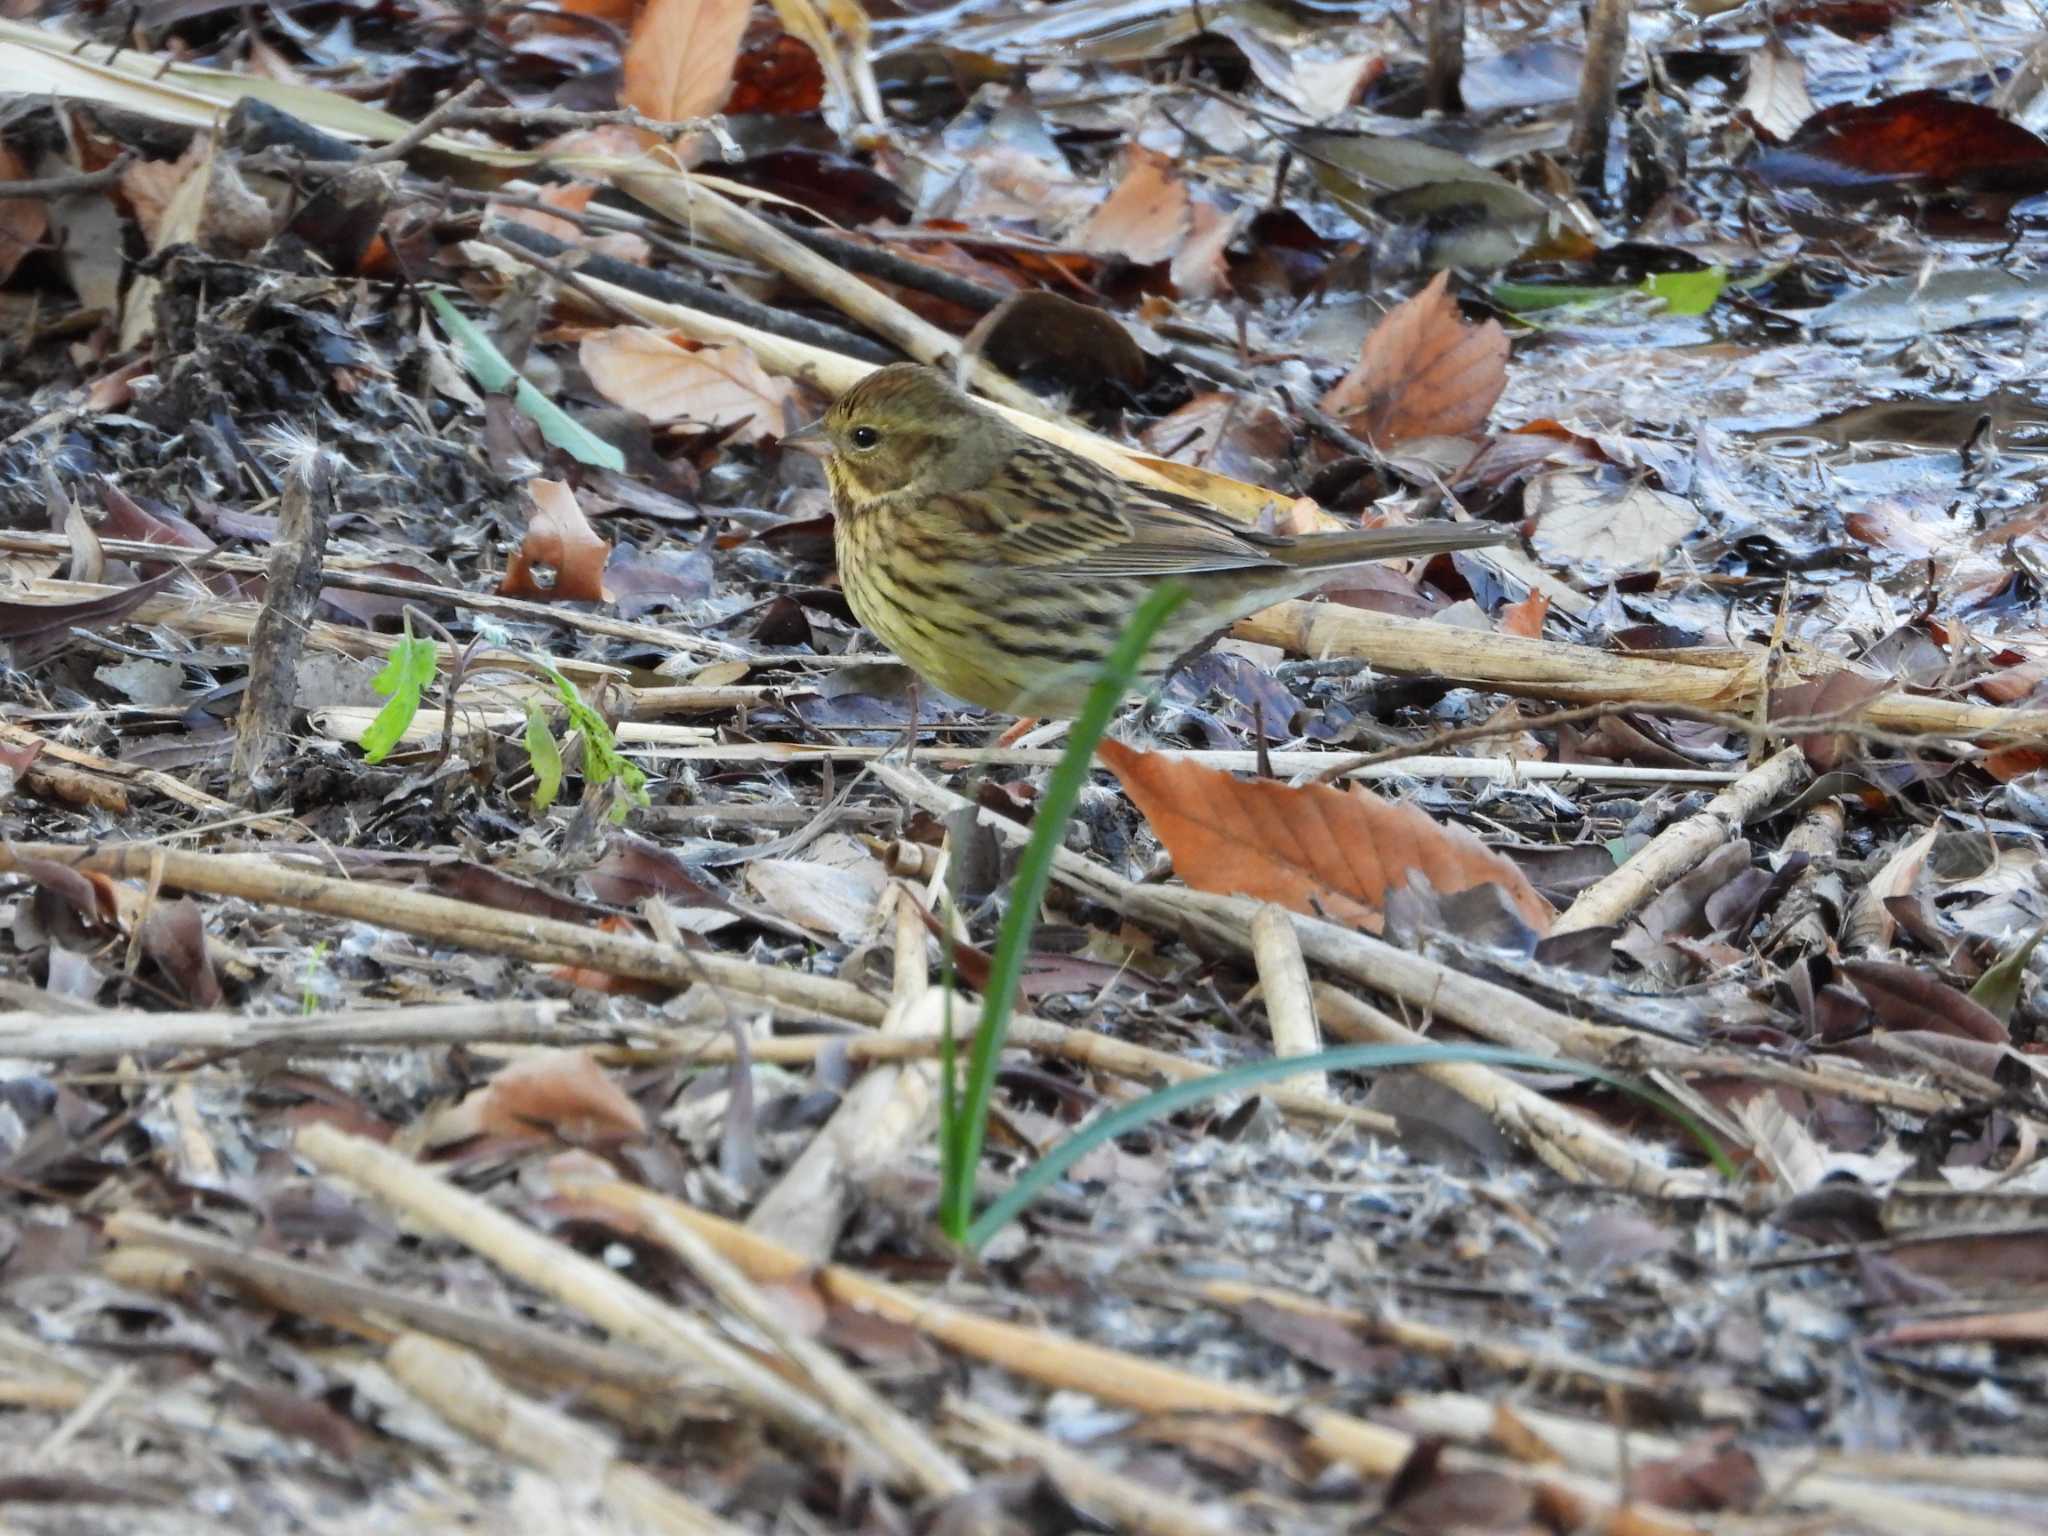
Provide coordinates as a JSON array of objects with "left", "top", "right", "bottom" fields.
[
  {"left": 1969, "top": 918, "right": 2048, "bottom": 1022},
  {"left": 524, "top": 700, "right": 563, "bottom": 815},
  {"left": 1643, "top": 266, "right": 1726, "bottom": 316},
  {"left": 540, "top": 663, "right": 648, "bottom": 819},
  {"left": 1489, "top": 279, "right": 1627, "bottom": 312},
  {"left": 424, "top": 290, "right": 625, "bottom": 472},
  {"left": 966, "top": 1042, "right": 1734, "bottom": 1251},
  {"left": 359, "top": 624, "right": 440, "bottom": 763},
  {"left": 1489, "top": 267, "right": 1727, "bottom": 320},
  {"left": 938, "top": 582, "right": 1188, "bottom": 1244}
]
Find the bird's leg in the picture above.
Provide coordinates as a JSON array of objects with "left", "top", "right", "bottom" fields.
[
  {"left": 992, "top": 714, "right": 1041, "bottom": 749},
  {"left": 884, "top": 676, "right": 922, "bottom": 765}
]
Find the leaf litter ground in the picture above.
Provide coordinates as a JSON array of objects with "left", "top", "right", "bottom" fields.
[{"left": 3, "top": 0, "right": 2048, "bottom": 1531}]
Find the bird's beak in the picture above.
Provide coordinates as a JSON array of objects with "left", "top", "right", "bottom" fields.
[{"left": 781, "top": 420, "right": 832, "bottom": 459}]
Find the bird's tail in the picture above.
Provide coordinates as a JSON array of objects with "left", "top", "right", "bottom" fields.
[{"left": 1278, "top": 520, "right": 1511, "bottom": 568}]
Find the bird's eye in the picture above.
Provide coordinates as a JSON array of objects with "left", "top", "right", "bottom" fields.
[{"left": 849, "top": 426, "right": 881, "bottom": 451}]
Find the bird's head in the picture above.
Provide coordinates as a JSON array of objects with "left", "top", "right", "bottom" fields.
[{"left": 782, "top": 364, "right": 1012, "bottom": 501}]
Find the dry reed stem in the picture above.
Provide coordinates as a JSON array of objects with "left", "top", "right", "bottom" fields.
[
  {"left": 745, "top": 885, "right": 941, "bottom": 1258},
  {"left": 386, "top": 1335, "right": 744, "bottom": 1536},
  {"left": 553, "top": 1174, "right": 1714, "bottom": 1536},
  {"left": 0, "top": 843, "right": 887, "bottom": 1026},
  {"left": 1251, "top": 904, "right": 1326, "bottom": 1098},
  {"left": 1553, "top": 746, "right": 1809, "bottom": 935}
]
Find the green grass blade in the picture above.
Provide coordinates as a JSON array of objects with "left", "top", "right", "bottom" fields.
[
  {"left": 964, "top": 1041, "right": 1734, "bottom": 1252},
  {"left": 937, "top": 582, "right": 1189, "bottom": 1243},
  {"left": 424, "top": 290, "right": 625, "bottom": 472}
]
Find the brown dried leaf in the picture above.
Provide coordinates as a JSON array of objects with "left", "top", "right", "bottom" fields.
[
  {"left": 579, "top": 331, "right": 801, "bottom": 444},
  {"left": 1099, "top": 738, "right": 1554, "bottom": 934},
  {"left": 1320, "top": 271, "right": 1509, "bottom": 446},
  {"left": 1842, "top": 957, "right": 2010, "bottom": 1045},
  {"left": 499, "top": 478, "right": 612, "bottom": 603},
  {"left": 622, "top": 0, "right": 752, "bottom": 122},
  {"left": 436, "top": 1049, "right": 648, "bottom": 1145},
  {"left": 1075, "top": 146, "right": 1190, "bottom": 266},
  {"left": 1170, "top": 198, "right": 1238, "bottom": 299}
]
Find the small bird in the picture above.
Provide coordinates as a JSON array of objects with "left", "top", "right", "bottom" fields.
[{"left": 781, "top": 364, "right": 1509, "bottom": 718}]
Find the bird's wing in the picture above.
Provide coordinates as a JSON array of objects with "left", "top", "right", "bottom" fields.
[{"left": 964, "top": 441, "right": 1289, "bottom": 577}]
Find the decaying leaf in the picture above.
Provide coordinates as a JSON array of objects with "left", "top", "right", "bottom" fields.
[
  {"left": 1100, "top": 739, "right": 1554, "bottom": 935},
  {"left": 1075, "top": 145, "right": 1190, "bottom": 266},
  {"left": 500, "top": 478, "right": 612, "bottom": 602},
  {"left": 1527, "top": 469, "right": 1699, "bottom": 576},
  {"left": 580, "top": 330, "right": 802, "bottom": 443},
  {"left": 1320, "top": 272, "right": 1509, "bottom": 447},
  {"left": 429, "top": 1049, "right": 648, "bottom": 1146},
  {"left": 622, "top": 0, "right": 752, "bottom": 122}
]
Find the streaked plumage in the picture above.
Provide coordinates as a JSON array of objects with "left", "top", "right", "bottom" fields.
[{"left": 783, "top": 364, "right": 1507, "bottom": 717}]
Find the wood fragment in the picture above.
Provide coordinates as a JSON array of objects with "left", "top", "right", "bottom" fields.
[
  {"left": 1552, "top": 746, "right": 1809, "bottom": 935},
  {"left": 555, "top": 1175, "right": 1712, "bottom": 1536},
  {"left": 0, "top": 843, "right": 887, "bottom": 1026},
  {"left": 1569, "top": 0, "right": 1634, "bottom": 181},
  {"left": 747, "top": 884, "right": 940, "bottom": 1258},
  {"left": 1251, "top": 904, "right": 1326, "bottom": 1098},
  {"left": 295, "top": 1124, "right": 859, "bottom": 1460},
  {"left": 386, "top": 1335, "right": 745, "bottom": 1536},
  {"left": 1316, "top": 985, "right": 1672, "bottom": 1189},
  {"left": 229, "top": 446, "right": 332, "bottom": 806}
]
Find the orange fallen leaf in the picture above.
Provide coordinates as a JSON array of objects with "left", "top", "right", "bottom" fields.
[
  {"left": 581, "top": 330, "right": 802, "bottom": 443},
  {"left": 1498, "top": 589, "right": 1550, "bottom": 638},
  {"left": 622, "top": 0, "right": 752, "bottom": 122},
  {"left": 1099, "top": 738, "right": 1553, "bottom": 934},
  {"left": 431, "top": 1049, "right": 647, "bottom": 1146},
  {"left": 500, "top": 478, "right": 612, "bottom": 603},
  {"left": 1320, "top": 270, "right": 1509, "bottom": 447},
  {"left": 1075, "top": 146, "right": 1190, "bottom": 266}
]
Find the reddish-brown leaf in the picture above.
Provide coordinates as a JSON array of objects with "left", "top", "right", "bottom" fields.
[
  {"left": 1319, "top": 271, "right": 1509, "bottom": 447},
  {"left": 622, "top": 0, "right": 752, "bottom": 122},
  {"left": 1758, "top": 91, "right": 2048, "bottom": 198},
  {"left": 1841, "top": 958, "right": 2009, "bottom": 1046},
  {"left": 1075, "top": 146, "right": 1190, "bottom": 266},
  {"left": 725, "top": 32, "right": 826, "bottom": 116},
  {"left": 1498, "top": 590, "right": 1550, "bottom": 638},
  {"left": 1099, "top": 738, "right": 1554, "bottom": 935},
  {"left": 499, "top": 479, "right": 612, "bottom": 603}
]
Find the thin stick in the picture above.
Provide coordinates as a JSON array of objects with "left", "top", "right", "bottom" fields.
[
  {"left": 0, "top": 152, "right": 134, "bottom": 197},
  {"left": 386, "top": 1336, "right": 744, "bottom": 1536},
  {"left": 1251, "top": 905, "right": 1325, "bottom": 1098},
  {"left": 0, "top": 843, "right": 888, "bottom": 1026},
  {"left": 1551, "top": 747, "right": 1808, "bottom": 935},
  {"left": 745, "top": 885, "right": 942, "bottom": 1257},
  {"left": 616, "top": 1187, "right": 972, "bottom": 1499},
  {"left": 1569, "top": 0, "right": 1634, "bottom": 183},
  {"left": 607, "top": 167, "right": 1054, "bottom": 419},
  {"left": 294, "top": 1124, "right": 854, "bottom": 1457},
  {"left": 556, "top": 1173, "right": 1711, "bottom": 1536},
  {"left": 1426, "top": 0, "right": 1466, "bottom": 112},
  {"left": 2, "top": 999, "right": 582, "bottom": 1058}
]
